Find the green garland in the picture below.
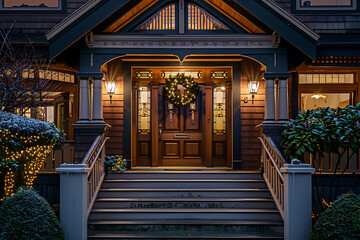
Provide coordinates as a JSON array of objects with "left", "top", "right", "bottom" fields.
[{"left": 165, "top": 74, "right": 199, "bottom": 106}]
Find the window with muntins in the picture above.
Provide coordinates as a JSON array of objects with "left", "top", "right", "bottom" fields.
[
  {"left": 1, "top": 0, "right": 61, "bottom": 10},
  {"left": 137, "top": 4, "right": 176, "bottom": 30},
  {"left": 295, "top": 0, "right": 356, "bottom": 10},
  {"left": 187, "top": 3, "right": 229, "bottom": 30}
]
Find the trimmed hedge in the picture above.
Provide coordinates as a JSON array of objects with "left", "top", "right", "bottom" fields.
[
  {"left": 312, "top": 193, "right": 360, "bottom": 240},
  {"left": 0, "top": 188, "right": 64, "bottom": 240}
]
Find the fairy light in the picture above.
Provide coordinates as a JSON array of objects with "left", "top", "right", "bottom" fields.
[
  {"left": 165, "top": 74, "right": 199, "bottom": 106},
  {"left": 0, "top": 128, "right": 59, "bottom": 201}
]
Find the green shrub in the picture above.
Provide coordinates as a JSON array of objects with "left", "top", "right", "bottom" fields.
[
  {"left": 0, "top": 188, "right": 64, "bottom": 240},
  {"left": 104, "top": 155, "right": 127, "bottom": 173},
  {"left": 312, "top": 193, "right": 360, "bottom": 240}
]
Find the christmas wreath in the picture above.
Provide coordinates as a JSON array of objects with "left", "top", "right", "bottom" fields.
[{"left": 164, "top": 74, "right": 199, "bottom": 106}]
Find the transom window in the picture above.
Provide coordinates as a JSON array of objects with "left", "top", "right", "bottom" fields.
[
  {"left": 299, "top": 73, "right": 354, "bottom": 84},
  {"left": 1, "top": 0, "right": 61, "bottom": 10},
  {"left": 295, "top": 0, "right": 356, "bottom": 10}
]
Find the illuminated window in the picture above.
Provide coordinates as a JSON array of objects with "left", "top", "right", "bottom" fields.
[
  {"left": 301, "top": 93, "right": 351, "bottom": 111},
  {"left": 137, "top": 4, "right": 176, "bottom": 30},
  {"left": 295, "top": 0, "right": 356, "bottom": 10},
  {"left": 138, "top": 87, "right": 151, "bottom": 134},
  {"left": 213, "top": 86, "right": 226, "bottom": 134},
  {"left": 187, "top": 3, "right": 229, "bottom": 30},
  {"left": 299, "top": 73, "right": 354, "bottom": 84},
  {"left": 1, "top": 0, "right": 61, "bottom": 10}
]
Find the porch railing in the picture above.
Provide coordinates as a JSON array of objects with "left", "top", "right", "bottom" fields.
[
  {"left": 259, "top": 134, "right": 285, "bottom": 219},
  {"left": 303, "top": 150, "right": 360, "bottom": 173},
  {"left": 41, "top": 140, "right": 75, "bottom": 173},
  {"left": 82, "top": 133, "right": 108, "bottom": 216}
]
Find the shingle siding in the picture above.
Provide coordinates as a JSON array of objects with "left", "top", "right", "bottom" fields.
[
  {"left": 0, "top": 0, "right": 88, "bottom": 34},
  {"left": 275, "top": 0, "right": 360, "bottom": 34}
]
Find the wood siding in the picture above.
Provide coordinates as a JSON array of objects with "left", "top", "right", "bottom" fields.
[
  {"left": 0, "top": 0, "right": 88, "bottom": 34},
  {"left": 240, "top": 73, "right": 265, "bottom": 170},
  {"left": 103, "top": 60, "right": 124, "bottom": 156}
]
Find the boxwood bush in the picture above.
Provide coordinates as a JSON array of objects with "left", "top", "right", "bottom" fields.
[
  {"left": 0, "top": 188, "right": 64, "bottom": 240},
  {"left": 312, "top": 193, "right": 360, "bottom": 240},
  {"left": 104, "top": 155, "right": 127, "bottom": 173}
]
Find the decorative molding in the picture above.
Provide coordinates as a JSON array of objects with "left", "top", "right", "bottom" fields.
[
  {"left": 88, "top": 35, "right": 277, "bottom": 49},
  {"left": 211, "top": 71, "right": 228, "bottom": 79},
  {"left": 261, "top": 0, "right": 319, "bottom": 41},
  {"left": 46, "top": 0, "right": 102, "bottom": 40}
]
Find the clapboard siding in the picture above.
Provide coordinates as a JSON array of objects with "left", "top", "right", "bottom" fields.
[
  {"left": 240, "top": 71, "right": 265, "bottom": 170},
  {"left": 0, "top": 0, "right": 88, "bottom": 34}
]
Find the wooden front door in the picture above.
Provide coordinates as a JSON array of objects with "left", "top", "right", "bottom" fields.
[
  {"left": 132, "top": 68, "right": 232, "bottom": 168},
  {"left": 158, "top": 84, "right": 205, "bottom": 166}
]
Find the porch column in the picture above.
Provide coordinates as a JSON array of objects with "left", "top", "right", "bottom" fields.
[
  {"left": 264, "top": 73, "right": 276, "bottom": 121},
  {"left": 77, "top": 75, "right": 90, "bottom": 122},
  {"left": 278, "top": 73, "right": 291, "bottom": 121},
  {"left": 92, "top": 73, "right": 104, "bottom": 122}
]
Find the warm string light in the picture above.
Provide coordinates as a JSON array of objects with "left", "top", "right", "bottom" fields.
[
  {"left": 165, "top": 74, "right": 199, "bottom": 106},
  {"left": 0, "top": 129, "right": 55, "bottom": 200}
]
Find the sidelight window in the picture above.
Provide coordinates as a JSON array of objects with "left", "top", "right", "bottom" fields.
[
  {"left": 138, "top": 87, "right": 151, "bottom": 134},
  {"left": 213, "top": 86, "right": 226, "bottom": 134}
]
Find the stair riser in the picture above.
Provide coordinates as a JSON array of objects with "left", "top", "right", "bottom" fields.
[
  {"left": 88, "top": 237, "right": 283, "bottom": 240},
  {"left": 97, "top": 191, "right": 271, "bottom": 198},
  {"left": 93, "top": 201, "right": 277, "bottom": 209},
  {"left": 88, "top": 224, "right": 284, "bottom": 234},
  {"left": 101, "top": 182, "right": 267, "bottom": 189},
  {"left": 89, "top": 212, "right": 282, "bottom": 221},
  {"left": 107, "top": 173, "right": 263, "bottom": 180}
]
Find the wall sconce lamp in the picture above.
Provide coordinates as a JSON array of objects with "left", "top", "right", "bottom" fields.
[
  {"left": 103, "top": 75, "right": 116, "bottom": 103},
  {"left": 244, "top": 80, "right": 260, "bottom": 104}
]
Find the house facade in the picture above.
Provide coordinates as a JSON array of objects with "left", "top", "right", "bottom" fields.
[{"left": 2, "top": 0, "right": 359, "bottom": 170}]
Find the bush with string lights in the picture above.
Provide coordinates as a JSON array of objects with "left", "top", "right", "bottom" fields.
[{"left": 0, "top": 111, "right": 65, "bottom": 201}]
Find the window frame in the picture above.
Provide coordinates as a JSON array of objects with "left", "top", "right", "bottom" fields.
[
  {"left": 298, "top": 71, "right": 358, "bottom": 111},
  {"left": 292, "top": 0, "right": 359, "bottom": 13},
  {"left": 0, "top": 0, "right": 65, "bottom": 13}
]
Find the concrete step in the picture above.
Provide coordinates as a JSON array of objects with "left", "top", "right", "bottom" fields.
[
  {"left": 92, "top": 198, "right": 277, "bottom": 209},
  {"left": 101, "top": 179, "right": 267, "bottom": 189},
  {"left": 97, "top": 188, "right": 271, "bottom": 198},
  {"left": 88, "top": 220, "right": 284, "bottom": 233},
  {"left": 88, "top": 208, "right": 282, "bottom": 221},
  {"left": 87, "top": 232, "right": 284, "bottom": 239},
  {"left": 107, "top": 171, "right": 263, "bottom": 180}
]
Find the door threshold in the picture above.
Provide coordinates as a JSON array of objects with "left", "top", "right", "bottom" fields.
[{"left": 131, "top": 167, "right": 233, "bottom": 171}]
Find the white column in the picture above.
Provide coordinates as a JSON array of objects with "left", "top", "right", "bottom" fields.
[
  {"left": 57, "top": 164, "right": 90, "bottom": 240},
  {"left": 281, "top": 161, "right": 315, "bottom": 240},
  {"left": 79, "top": 78, "right": 90, "bottom": 121},
  {"left": 92, "top": 77, "right": 103, "bottom": 122},
  {"left": 278, "top": 78, "right": 289, "bottom": 120},
  {"left": 265, "top": 77, "right": 276, "bottom": 120}
]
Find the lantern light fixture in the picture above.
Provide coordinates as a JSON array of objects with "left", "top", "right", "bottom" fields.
[
  {"left": 245, "top": 80, "right": 260, "bottom": 104},
  {"left": 103, "top": 75, "right": 116, "bottom": 103}
]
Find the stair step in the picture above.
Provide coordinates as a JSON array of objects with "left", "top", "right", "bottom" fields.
[
  {"left": 107, "top": 171, "right": 263, "bottom": 180},
  {"left": 97, "top": 188, "right": 271, "bottom": 198},
  {"left": 93, "top": 198, "right": 277, "bottom": 209},
  {"left": 88, "top": 232, "right": 284, "bottom": 239},
  {"left": 89, "top": 208, "right": 282, "bottom": 221},
  {"left": 101, "top": 179, "right": 267, "bottom": 188},
  {"left": 88, "top": 220, "right": 284, "bottom": 225}
]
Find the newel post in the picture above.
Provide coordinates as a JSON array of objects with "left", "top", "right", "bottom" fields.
[
  {"left": 56, "top": 164, "right": 90, "bottom": 240},
  {"left": 281, "top": 160, "right": 315, "bottom": 240}
]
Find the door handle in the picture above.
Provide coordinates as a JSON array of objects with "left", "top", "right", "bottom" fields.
[{"left": 159, "top": 123, "right": 162, "bottom": 137}]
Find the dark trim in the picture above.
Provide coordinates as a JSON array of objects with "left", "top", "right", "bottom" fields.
[
  {"left": 231, "top": 0, "right": 317, "bottom": 59},
  {"left": 49, "top": 0, "right": 130, "bottom": 58},
  {"left": 291, "top": 72, "right": 298, "bottom": 119},
  {"left": 76, "top": 72, "right": 104, "bottom": 79},
  {"left": 233, "top": 62, "right": 241, "bottom": 168},
  {"left": 264, "top": 72, "right": 291, "bottom": 79}
]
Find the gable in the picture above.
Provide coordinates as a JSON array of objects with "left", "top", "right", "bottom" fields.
[{"left": 46, "top": 0, "right": 319, "bottom": 59}]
